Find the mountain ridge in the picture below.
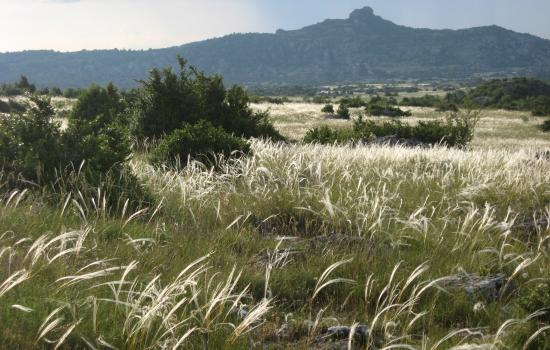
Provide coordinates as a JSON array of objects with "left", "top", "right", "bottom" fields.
[{"left": 2, "top": 6, "right": 550, "bottom": 88}]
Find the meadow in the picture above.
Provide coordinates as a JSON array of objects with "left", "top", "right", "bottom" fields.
[{"left": 1, "top": 99, "right": 550, "bottom": 349}]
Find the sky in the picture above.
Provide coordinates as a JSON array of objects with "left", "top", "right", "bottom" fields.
[{"left": 1, "top": 0, "right": 550, "bottom": 52}]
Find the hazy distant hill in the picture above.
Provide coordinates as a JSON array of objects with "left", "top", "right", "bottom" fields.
[{"left": 2, "top": 7, "right": 550, "bottom": 88}]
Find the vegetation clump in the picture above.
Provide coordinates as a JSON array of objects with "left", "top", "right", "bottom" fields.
[
  {"left": 321, "top": 104, "right": 335, "bottom": 114},
  {"left": 468, "top": 77, "right": 550, "bottom": 116},
  {"left": 132, "top": 57, "right": 282, "bottom": 141},
  {"left": 400, "top": 94, "right": 441, "bottom": 107},
  {"left": 151, "top": 120, "right": 251, "bottom": 168},
  {"left": 0, "top": 88, "right": 149, "bottom": 208},
  {"left": 62, "top": 83, "right": 133, "bottom": 176},
  {"left": 249, "top": 95, "right": 290, "bottom": 104},
  {"left": 304, "top": 110, "right": 479, "bottom": 148},
  {"left": 0, "top": 96, "right": 64, "bottom": 184},
  {"left": 0, "top": 76, "right": 36, "bottom": 96},
  {"left": 338, "top": 96, "right": 367, "bottom": 108},
  {"left": 365, "top": 96, "right": 412, "bottom": 117},
  {"left": 336, "top": 104, "right": 351, "bottom": 119}
]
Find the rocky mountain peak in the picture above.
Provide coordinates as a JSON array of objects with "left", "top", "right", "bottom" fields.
[{"left": 349, "top": 6, "right": 375, "bottom": 20}]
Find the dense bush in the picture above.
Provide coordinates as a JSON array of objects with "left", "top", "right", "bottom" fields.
[
  {"left": 0, "top": 76, "right": 36, "bottom": 96},
  {"left": 0, "top": 91, "right": 150, "bottom": 208},
  {"left": 302, "top": 125, "right": 358, "bottom": 144},
  {"left": 336, "top": 104, "right": 351, "bottom": 119},
  {"left": 321, "top": 104, "right": 335, "bottom": 114},
  {"left": 0, "top": 100, "right": 9, "bottom": 113},
  {"left": 304, "top": 110, "right": 479, "bottom": 148},
  {"left": 338, "top": 96, "right": 367, "bottom": 108},
  {"left": 542, "top": 120, "right": 550, "bottom": 132},
  {"left": 366, "top": 96, "right": 412, "bottom": 117},
  {"left": 518, "top": 280, "right": 550, "bottom": 322},
  {"left": 63, "top": 84, "right": 131, "bottom": 175},
  {"left": 366, "top": 103, "right": 412, "bottom": 117},
  {"left": 63, "top": 88, "right": 84, "bottom": 99},
  {"left": 400, "top": 95, "right": 459, "bottom": 112},
  {"left": 436, "top": 102, "right": 459, "bottom": 112},
  {"left": 249, "top": 96, "right": 290, "bottom": 104},
  {"left": 0, "top": 96, "right": 64, "bottom": 184},
  {"left": 132, "top": 57, "right": 282, "bottom": 141},
  {"left": 531, "top": 96, "right": 550, "bottom": 116},
  {"left": 151, "top": 120, "right": 251, "bottom": 167},
  {"left": 400, "top": 94, "right": 441, "bottom": 107},
  {"left": 50, "top": 87, "right": 63, "bottom": 96},
  {"left": 468, "top": 78, "right": 550, "bottom": 115}
]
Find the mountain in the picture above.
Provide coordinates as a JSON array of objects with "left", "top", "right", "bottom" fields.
[{"left": 2, "top": 7, "right": 550, "bottom": 88}]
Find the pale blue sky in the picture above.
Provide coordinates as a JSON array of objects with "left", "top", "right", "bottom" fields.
[{"left": 1, "top": 0, "right": 549, "bottom": 52}]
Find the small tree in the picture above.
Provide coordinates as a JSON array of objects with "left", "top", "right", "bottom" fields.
[
  {"left": 336, "top": 104, "right": 351, "bottom": 119},
  {"left": 132, "top": 56, "right": 282, "bottom": 141},
  {"left": 15, "top": 76, "right": 36, "bottom": 93},
  {"left": 321, "top": 104, "right": 335, "bottom": 114}
]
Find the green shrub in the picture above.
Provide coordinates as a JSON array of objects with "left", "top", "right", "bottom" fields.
[
  {"left": 532, "top": 96, "right": 550, "bottom": 116},
  {"left": 0, "top": 100, "right": 8, "bottom": 113},
  {"left": 63, "top": 88, "right": 83, "bottom": 99},
  {"left": 52, "top": 164, "right": 152, "bottom": 215},
  {"left": 366, "top": 103, "right": 412, "bottom": 117},
  {"left": 400, "top": 94, "right": 441, "bottom": 107},
  {"left": 468, "top": 78, "right": 550, "bottom": 116},
  {"left": 0, "top": 76, "right": 36, "bottom": 96},
  {"left": 439, "top": 110, "right": 480, "bottom": 147},
  {"left": 0, "top": 96, "right": 64, "bottom": 184},
  {"left": 321, "top": 104, "right": 335, "bottom": 114},
  {"left": 304, "top": 110, "right": 479, "bottom": 148},
  {"left": 132, "top": 56, "right": 282, "bottom": 141},
  {"left": 518, "top": 280, "right": 550, "bottom": 323},
  {"left": 436, "top": 102, "right": 459, "bottom": 112},
  {"left": 338, "top": 96, "right": 367, "bottom": 108},
  {"left": 0, "top": 92, "right": 149, "bottom": 210},
  {"left": 151, "top": 120, "right": 251, "bottom": 168},
  {"left": 63, "top": 84, "right": 131, "bottom": 175},
  {"left": 542, "top": 120, "right": 550, "bottom": 132},
  {"left": 50, "top": 87, "right": 63, "bottom": 96},
  {"left": 249, "top": 96, "right": 289, "bottom": 104},
  {"left": 304, "top": 126, "right": 341, "bottom": 144},
  {"left": 70, "top": 83, "right": 126, "bottom": 124},
  {"left": 336, "top": 104, "right": 351, "bottom": 119}
]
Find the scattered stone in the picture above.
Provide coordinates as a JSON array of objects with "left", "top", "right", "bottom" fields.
[
  {"left": 514, "top": 211, "right": 549, "bottom": 235},
  {"left": 316, "top": 325, "right": 370, "bottom": 343},
  {"left": 440, "top": 270, "right": 506, "bottom": 301}
]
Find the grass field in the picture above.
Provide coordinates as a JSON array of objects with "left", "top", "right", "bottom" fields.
[{"left": 1, "top": 101, "right": 550, "bottom": 349}]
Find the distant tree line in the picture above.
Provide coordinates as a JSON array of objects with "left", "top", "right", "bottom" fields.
[
  {"left": 400, "top": 78, "right": 550, "bottom": 116},
  {"left": 0, "top": 76, "right": 86, "bottom": 98}
]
